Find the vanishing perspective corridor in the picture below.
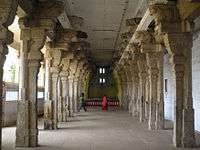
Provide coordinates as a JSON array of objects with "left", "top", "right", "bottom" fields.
[
  {"left": 3, "top": 111, "right": 200, "bottom": 150},
  {"left": 2, "top": 0, "right": 200, "bottom": 150}
]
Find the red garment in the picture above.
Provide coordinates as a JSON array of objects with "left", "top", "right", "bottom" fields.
[{"left": 102, "top": 96, "right": 108, "bottom": 111}]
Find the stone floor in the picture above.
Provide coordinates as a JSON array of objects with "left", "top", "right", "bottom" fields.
[{"left": 2, "top": 111, "right": 200, "bottom": 150}]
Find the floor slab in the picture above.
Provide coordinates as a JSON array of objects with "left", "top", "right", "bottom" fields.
[{"left": 2, "top": 111, "right": 200, "bottom": 150}]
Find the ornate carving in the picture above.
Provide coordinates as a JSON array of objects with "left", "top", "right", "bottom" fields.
[{"left": 149, "top": 3, "right": 181, "bottom": 33}]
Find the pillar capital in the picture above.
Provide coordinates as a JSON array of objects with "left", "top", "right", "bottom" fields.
[
  {"left": 126, "top": 17, "right": 142, "bottom": 33},
  {"left": 53, "top": 29, "right": 78, "bottom": 50},
  {"left": 164, "top": 32, "right": 192, "bottom": 57},
  {"left": 135, "top": 30, "right": 158, "bottom": 53},
  {"left": 149, "top": 3, "right": 181, "bottom": 33}
]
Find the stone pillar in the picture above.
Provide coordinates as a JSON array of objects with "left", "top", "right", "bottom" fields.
[
  {"left": 44, "top": 49, "right": 63, "bottom": 130},
  {"left": 145, "top": 75, "right": 150, "bottom": 122},
  {"left": 146, "top": 53, "right": 159, "bottom": 130},
  {"left": 149, "top": 3, "right": 195, "bottom": 147},
  {"left": 16, "top": 1, "right": 63, "bottom": 146},
  {"left": 131, "top": 68, "right": 139, "bottom": 117},
  {"left": 73, "top": 78, "right": 78, "bottom": 113},
  {"left": 43, "top": 53, "right": 55, "bottom": 129},
  {"left": 164, "top": 33, "right": 196, "bottom": 147},
  {"left": 135, "top": 30, "right": 161, "bottom": 129},
  {"left": 50, "top": 66, "right": 61, "bottom": 129},
  {"left": 16, "top": 27, "right": 46, "bottom": 147},
  {"left": 60, "top": 74, "right": 69, "bottom": 121},
  {"left": 57, "top": 76, "right": 63, "bottom": 122},
  {"left": 68, "top": 76, "right": 74, "bottom": 116},
  {"left": 156, "top": 51, "right": 164, "bottom": 130},
  {"left": 137, "top": 55, "right": 147, "bottom": 122},
  {"left": 0, "top": 1, "right": 18, "bottom": 149}
]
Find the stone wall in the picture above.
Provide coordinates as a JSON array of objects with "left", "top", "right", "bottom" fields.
[
  {"left": 163, "top": 53, "right": 175, "bottom": 121},
  {"left": 192, "top": 30, "right": 200, "bottom": 132},
  {"left": 2, "top": 99, "right": 44, "bottom": 127}
]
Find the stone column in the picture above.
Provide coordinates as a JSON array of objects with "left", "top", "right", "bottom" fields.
[
  {"left": 16, "top": 26, "right": 46, "bottom": 147},
  {"left": 135, "top": 30, "right": 161, "bottom": 129},
  {"left": 130, "top": 44, "right": 141, "bottom": 118},
  {"left": 146, "top": 53, "right": 159, "bottom": 130},
  {"left": 43, "top": 52, "right": 54, "bottom": 129},
  {"left": 57, "top": 76, "right": 63, "bottom": 122},
  {"left": 68, "top": 76, "right": 74, "bottom": 117},
  {"left": 0, "top": 1, "right": 18, "bottom": 149},
  {"left": 50, "top": 63, "right": 62, "bottom": 129},
  {"left": 149, "top": 3, "right": 196, "bottom": 147},
  {"left": 156, "top": 51, "right": 164, "bottom": 130},
  {"left": 44, "top": 48, "right": 63, "bottom": 130},
  {"left": 164, "top": 33, "right": 196, "bottom": 147},
  {"left": 73, "top": 78, "right": 78, "bottom": 113},
  {"left": 145, "top": 75, "right": 150, "bottom": 122},
  {"left": 137, "top": 54, "right": 147, "bottom": 122},
  {"left": 16, "top": 1, "right": 63, "bottom": 146},
  {"left": 60, "top": 74, "right": 69, "bottom": 121}
]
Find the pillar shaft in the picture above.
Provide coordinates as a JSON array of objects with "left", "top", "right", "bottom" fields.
[
  {"left": 60, "top": 75, "right": 69, "bottom": 121},
  {"left": 44, "top": 57, "right": 55, "bottom": 129},
  {"left": 156, "top": 52, "right": 164, "bottom": 130},
  {"left": 16, "top": 38, "right": 43, "bottom": 147},
  {"left": 73, "top": 79, "right": 78, "bottom": 113},
  {"left": 164, "top": 32, "right": 196, "bottom": 147},
  {"left": 0, "top": 1, "right": 18, "bottom": 149},
  {"left": 68, "top": 77, "right": 74, "bottom": 116},
  {"left": 132, "top": 71, "right": 139, "bottom": 117},
  {"left": 137, "top": 58, "right": 147, "bottom": 122},
  {"left": 146, "top": 53, "right": 159, "bottom": 130}
]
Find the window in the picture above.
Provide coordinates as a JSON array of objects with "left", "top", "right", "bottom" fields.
[
  {"left": 99, "top": 68, "right": 102, "bottom": 74},
  {"left": 165, "top": 79, "right": 168, "bottom": 93},
  {"left": 99, "top": 67, "right": 105, "bottom": 74},
  {"left": 99, "top": 78, "right": 102, "bottom": 83},
  {"left": 102, "top": 68, "right": 105, "bottom": 74},
  {"left": 99, "top": 78, "right": 106, "bottom": 84}
]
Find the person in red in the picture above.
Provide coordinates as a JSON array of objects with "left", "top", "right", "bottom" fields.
[{"left": 102, "top": 95, "right": 108, "bottom": 111}]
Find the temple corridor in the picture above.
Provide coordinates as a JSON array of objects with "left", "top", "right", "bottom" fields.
[
  {"left": 2, "top": 0, "right": 200, "bottom": 149},
  {"left": 2, "top": 111, "right": 200, "bottom": 150}
]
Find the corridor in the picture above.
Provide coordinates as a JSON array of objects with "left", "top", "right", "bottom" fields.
[{"left": 2, "top": 111, "right": 200, "bottom": 150}]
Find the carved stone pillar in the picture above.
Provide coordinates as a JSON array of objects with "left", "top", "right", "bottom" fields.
[
  {"left": 149, "top": 3, "right": 196, "bottom": 147},
  {"left": 146, "top": 53, "right": 159, "bottom": 130},
  {"left": 16, "top": 27, "right": 46, "bottom": 147},
  {"left": 59, "top": 74, "right": 69, "bottom": 122},
  {"left": 164, "top": 33, "right": 196, "bottom": 147},
  {"left": 131, "top": 66, "right": 139, "bottom": 117},
  {"left": 137, "top": 55, "right": 147, "bottom": 122},
  {"left": 73, "top": 78, "right": 78, "bottom": 113},
  {"left": 43, "top": 52, "right": 54, "bottom": 130},
  {"left": 57, "top": 76, "right": 63, "bottom": 122},
  {"left": 44, "top": 48, "right": 63, "bottom": 130},
  {"left": 135, "top": 30, "right": 161, "bottom": 129},
  {"left": 16, "top": 1, "right": 63, "bottom": 147},
  {"left": 0, "top": 1, "right": 18, "bottom": 149},
  {"left": 156, "top": 51, "right": 164, "bottom": 130},
  {"left": 68, "top": 76, "right": 74, "bottom": 117},
  {"left": 145, "top": 75, "right": 150, "bottom": 122}
]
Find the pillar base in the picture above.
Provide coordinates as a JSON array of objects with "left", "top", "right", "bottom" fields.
[
  {"left": 16, "top": 129, "right": 38, "bottom": 147},
  {"left": 44, "top": 101, "right": 57, "bottom": 130},
  {"left": 44, "top": 119, "right": 57, "bottom": 130},
  {"left": 182, "top": 108, "right": 196, "bottom": 148},
  {"left": 69, "top": 109, "right": 74, "bottom": 117},
  {"left": 148, "top": 102, "right": 156, "bottom": 130}
]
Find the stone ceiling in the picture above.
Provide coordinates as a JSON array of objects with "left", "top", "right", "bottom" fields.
[{"left": 64, "top": 0, "right": 143, "bottom": 66}]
